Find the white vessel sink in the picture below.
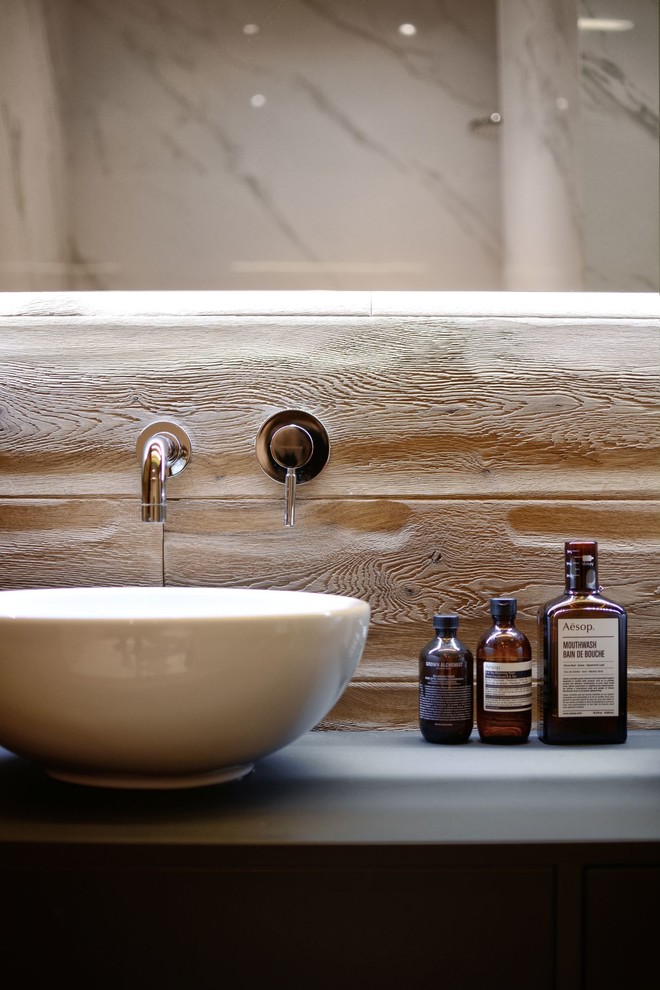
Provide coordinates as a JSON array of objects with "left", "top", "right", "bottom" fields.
[{"left": 0, "top": 586, "right": 370, "bottom": 790}]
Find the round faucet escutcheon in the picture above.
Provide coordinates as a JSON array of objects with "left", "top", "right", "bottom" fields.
[{"left": 255, "top": 411, "right": 331, "bottom": 528}]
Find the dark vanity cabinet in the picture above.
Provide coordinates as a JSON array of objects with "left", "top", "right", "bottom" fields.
[{"left": 1, "top": 733, "right": 658, "bottom": 990}]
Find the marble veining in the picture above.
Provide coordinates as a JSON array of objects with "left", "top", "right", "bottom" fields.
[
  {"left": 578, "top": 0, "right": 659, "bottom": 290},
  {"left": 297, "top": 0, "right": 490, "bottom": 110},
  {"left": 64, "top": 0, "right": 503, "bottom": 290},
  {"left": 114, "top": 12, "right": 323, "bottom": 265},
  {"left": 497, "top": 0, "right": 585, "bottom": 289},
  {"left": 582, "top": 52, "right": 659, "bottom": 139},
  {"left": 0, "top": 0, "right": 657, "bottom": 291}
]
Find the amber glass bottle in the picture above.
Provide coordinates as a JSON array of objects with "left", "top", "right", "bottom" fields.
[
  {"left": 538, "top": 540, "right": 627, "bottom": 744},
  {"left": 476, "top": 597, "right": 532, "bottom": 744},
  {"left": 419, "top": 613, "right": 473, "bottom": 744}
]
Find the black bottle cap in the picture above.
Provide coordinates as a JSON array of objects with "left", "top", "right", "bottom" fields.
[
  {"left": 490, "top": 597, "right": 517, "bottom": 620},
  {"left": 432, "top": 613, "right": 459, "bottom": 634}
]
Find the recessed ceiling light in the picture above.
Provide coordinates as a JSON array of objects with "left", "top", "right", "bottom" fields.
[
  {"left": 577, "top": 17, "right": 634, "bottom": 31},
  {"left": 243, "top": 24, "right": 260, "bottom": 35},
  {"left": 398, "top": 23, "right": 417, "bottom": 37},
  {"left": 250, "top": 94, "right": 266, "bottom": 108}
]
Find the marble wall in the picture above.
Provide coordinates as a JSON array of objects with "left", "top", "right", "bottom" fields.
[
  {"left": 0, "top": 0, "right": 70, "bottom": 290},
  {"left": 498, "top": 0, "right": 584, "bottom": 290},
  {"left": 0, "top": 0, "right": 657, "bottom": 291},
  {"left": 579, "top": 0, "right": 660, "bottom": 290},
  {"left": 66, "top": 0, "right": 501, "bottom": 290}
]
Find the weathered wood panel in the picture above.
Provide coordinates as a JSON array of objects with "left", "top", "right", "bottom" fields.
[
  {"left": 163, "top": 498, "right": 660, "bottom": 730},
  {"left": 0, "top": 499, "right": 162, "bottom": 589},
  {"left": 320, "top": 680, "right": 660, "bottom": 731},
  {"left": 1, "top": 315, "right": 658, "bottom": 498},
  {"left": 1, "top": 294, "right": 658, "bottom": 728}
]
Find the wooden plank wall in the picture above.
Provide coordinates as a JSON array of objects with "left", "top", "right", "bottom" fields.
[{"left": 1, "top": 293, "right": 658, "bottom": 729}]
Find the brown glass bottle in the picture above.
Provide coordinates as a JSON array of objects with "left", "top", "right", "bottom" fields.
[
  {"left": 419, "top": 613, "right": 473, "bottom": 744},
  {"left": 538, "top": 540, "right": 627, "bottom": 744},
  {"left": 476, "top": 597, "right": 532, "bottom": 744}
]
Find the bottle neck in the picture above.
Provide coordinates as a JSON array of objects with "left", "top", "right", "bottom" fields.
[{"left": 492, "top": 617, "right": 514, "bottom": 629}]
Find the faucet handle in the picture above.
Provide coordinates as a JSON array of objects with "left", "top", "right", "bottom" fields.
[
  {"left": 256, "top": 411, "right": 330, "bottom": 528},
  {"left": 269, "top": 425, "right": 314, "bottom": 527}
]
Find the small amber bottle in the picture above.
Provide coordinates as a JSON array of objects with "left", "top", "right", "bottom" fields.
[
  {"left": 419, "top": 613, "right": 473, "bottom": 744},
  {"left": 538, "top": 540, "right": 627, "bottom": 744},
  {"left": 476, "top": 597, "right": 532, "bottom": 744}
]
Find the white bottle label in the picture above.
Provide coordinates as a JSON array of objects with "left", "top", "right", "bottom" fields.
[
  {"left": 483, "top": 661, "right": 532, "bottom": 712},
  {"left": 558, "top": 617, "right": 619, "bottom": 717}
]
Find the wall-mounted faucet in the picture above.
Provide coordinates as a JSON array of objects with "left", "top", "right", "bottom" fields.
[
  {"left": 136, "top": 421, "right": 192, "bottom": 522},
  {"left": 256, "top": 411, "right": 330, "bottom": 527}
]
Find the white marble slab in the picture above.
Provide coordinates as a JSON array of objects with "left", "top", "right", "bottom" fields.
[
  {"left": 497, "top": 0, "right": 584, "bottom": 290},
  {"left": 0, "top": 0, "right": 657, "bottom": 293},
  {"left": 66, "top": 0, "right": 501, "bottom": 291},
  {"left": 0, "top": 0, "right": 70, "bottom": 290},
  {"left": 578, "top": 0, "right": 660, "bottom": 291}
]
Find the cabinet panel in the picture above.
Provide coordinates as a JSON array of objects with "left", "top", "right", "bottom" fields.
[
  {"left": 2, "top": 866, "right": 554, "bottom": 989},
  {"left": 584, "top": 866, "right": 660, "bottom": 990}
]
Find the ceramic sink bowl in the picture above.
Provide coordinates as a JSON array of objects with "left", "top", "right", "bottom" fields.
[{"left": 0, "top": 586, "right": 370, "bottom": 790}]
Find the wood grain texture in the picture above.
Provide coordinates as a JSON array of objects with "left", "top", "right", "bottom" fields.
[
  {"left": 1, "top": 301, "right": 658, "bottom": 728},
  {"left": 0, "top": 499, "right": 162, "bottom": 589},
  {"left": 1, "top": 314, "right": 658, "bottom": 498},
  {"left": 318, "top": 680, "right": 660, "bottom": 731},
  {"left": 163, "top": 498, "right": 660, "bottom": 729}
]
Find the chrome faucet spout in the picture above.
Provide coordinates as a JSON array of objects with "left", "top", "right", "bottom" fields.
[
  {"left": 141, "top": 435, "right": 169, "bottom": 523},
  {"left": 136, "top": 421, "right": 192, "bottom": 524}
]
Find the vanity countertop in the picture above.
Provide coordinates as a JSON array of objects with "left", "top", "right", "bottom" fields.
[
  {"left": 0, "top": 730, "right": 658, "bottom": 855},
  {"left": 2, "top": 730, "right": 658, "bottom": 990}
]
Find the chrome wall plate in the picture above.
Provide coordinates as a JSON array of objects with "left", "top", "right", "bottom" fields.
[
  {"left": 136, "top": 420, "right": 192, "bottom": 476},
  {"left": 255, "top": 410, "right": 330, "bottom": 485}
]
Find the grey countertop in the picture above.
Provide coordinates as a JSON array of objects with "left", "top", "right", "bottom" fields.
[{"left": 1, "top": 730, "right": 659, "bottom": 849}]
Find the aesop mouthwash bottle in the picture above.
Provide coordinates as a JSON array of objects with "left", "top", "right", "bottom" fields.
[
  {"left": 538, "top": 540, "right": 627, "bottom": 745},
  {"left": 476, "top": 597, "right": 532, "bottom": 743},
  {"left": 419, "top": 614, "right": 473, "bottom": 744}
]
